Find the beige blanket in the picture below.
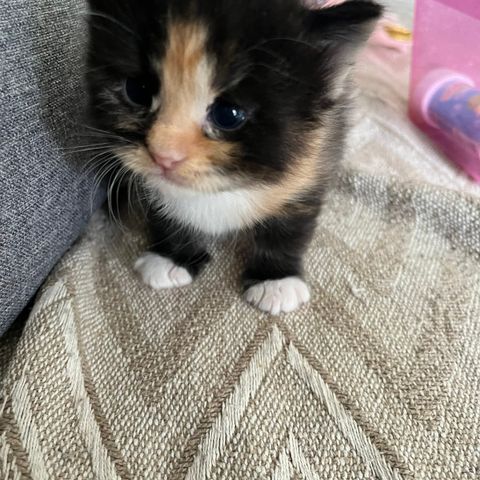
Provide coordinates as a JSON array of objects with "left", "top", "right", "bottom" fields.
[{"left": 2, "top": 59, "right": 480, "bottom": 479}]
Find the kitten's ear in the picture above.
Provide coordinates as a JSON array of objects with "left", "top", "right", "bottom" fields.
[{"left": 303, "top": 0, "right": 383, "bottom": 56}]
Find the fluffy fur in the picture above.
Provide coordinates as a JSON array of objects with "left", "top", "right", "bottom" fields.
[{"left": 86, "top": 0, "right": 382, "bottom": 314}]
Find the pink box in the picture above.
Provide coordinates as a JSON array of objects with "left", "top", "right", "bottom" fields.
[{"left": 409, "top": 0, "right": 480, "bottom": 182}]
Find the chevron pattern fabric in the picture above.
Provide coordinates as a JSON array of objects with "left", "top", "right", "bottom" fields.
[
  {"left": 1, "top": 163, "right": 480, "bottom": 479},
  {"left": 1, "top": 58, "right": 480, "bottom": 479}
]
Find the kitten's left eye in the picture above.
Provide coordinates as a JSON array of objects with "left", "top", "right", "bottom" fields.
[
  {"left": 124, "top": 77, "right": 153, "bottom": 107},
  {"left": 208, "top": 100, "right": 247, "bottom": 131}
]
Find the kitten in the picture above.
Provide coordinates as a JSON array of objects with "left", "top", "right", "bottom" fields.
[{"left": 86, "top": 0, "right": 382, "bottom": 315}]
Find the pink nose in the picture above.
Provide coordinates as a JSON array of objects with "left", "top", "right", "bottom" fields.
[{"left": 150, "top": 150, "right": 186, "bottom": 170}]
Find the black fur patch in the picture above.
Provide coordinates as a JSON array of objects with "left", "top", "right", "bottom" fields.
[
  {"left": 147, "top": 209, "right": 211, "bottom": 277},
  {"left": 86, "top": 0, "right": 382, "bottom": 288}
]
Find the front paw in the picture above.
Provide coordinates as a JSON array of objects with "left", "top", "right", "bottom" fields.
[
  {"left": 134, "top": 253, "right": 193, "bottom": 290},
  {"left": 244, "top": 277, "right": 310, "bottom": 315}
]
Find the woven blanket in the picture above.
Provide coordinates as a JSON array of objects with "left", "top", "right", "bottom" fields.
[{"left": 1, "top": 53, "right": 480, "bottom": 479}]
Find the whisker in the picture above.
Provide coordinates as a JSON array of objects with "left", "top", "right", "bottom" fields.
[
  {"left": 81, "top": 10, "right": 138, "bottom": 38},
  {"left": 126, "top": 173, "right": 146, "bottom": 223},
  {"left": 248, "top": 36, "right": 326, "bottom": 56},
  {"left": 80, "top": 155, "right": 116, "bottom": 181},
  {"left": 247, "top": 61, "right": 316, "bottom": 88},
  {"left": 134, "top": 177, "right": 150, "bottom": 221},
  {"left": 72, "top": 122, "right": 136, "bottom": 145},
  {"left": 89, "top": 162, "right": 119, "bottom": 213},
  {"left": 84, "top": 62, "right": 136, "bottom": 75},
  {"left": 127, "top": 174, "right": 135, "bottom": 219},
  {"left": 107, "top": 165, "right": 130, "bottom": 231},
  {"left": 116, "top": 169, "right": 131, "bottom": 225},
  {"left": 79, "top": 149, "right": 115, "bottom": 170},
  {"left": 64, "top": 144, "right": 113, "bottom": 154},
  {"left": 89, "top": 24, "right": 140, "bottom": 52}
]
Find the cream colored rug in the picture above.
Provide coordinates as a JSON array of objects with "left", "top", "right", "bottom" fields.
[{"left": 2, "top": 34, "right": 480, "bottom": 480}]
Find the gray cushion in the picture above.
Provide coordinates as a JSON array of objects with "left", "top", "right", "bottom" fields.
[{"left": 0, "top": 0, "right": 103, "bottom": 334}]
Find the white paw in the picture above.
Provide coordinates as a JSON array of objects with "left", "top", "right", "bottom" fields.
[
  {"left": 134, "top": 253, "right": 193, "bottom": 290},
  {"left": 245, "top": 277, "right": 310, "bottom": 316}
]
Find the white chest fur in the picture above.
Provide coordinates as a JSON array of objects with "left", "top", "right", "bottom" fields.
[{"left": 151, "top": 182, "right": 261, "bottom": 236}]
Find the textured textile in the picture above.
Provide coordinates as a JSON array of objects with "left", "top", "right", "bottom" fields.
[
  {"left": 0, "top": 0, "right": 102, "bottom": 334},
  {"left": 1, "top": 83, "right": 480, "bottom": 477}
]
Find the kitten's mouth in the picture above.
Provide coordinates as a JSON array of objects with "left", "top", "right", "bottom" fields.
[
  {"left": 161, "top": 169, "right": 189, "bottom": 187},
  {"left": 150, "top": 164, "right": 231, "bottom": 194},
  {"left": 149, "top": 164, "right": 186, "bottom": 185}
]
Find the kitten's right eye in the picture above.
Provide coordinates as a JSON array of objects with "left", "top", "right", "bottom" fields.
[{"left": 124, "top": 78, "right": 153, "bottom": 108}]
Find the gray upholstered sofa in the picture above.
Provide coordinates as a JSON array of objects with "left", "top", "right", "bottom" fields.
[{"left": 0, "top": 0, "right": 103, "bottom": 335}]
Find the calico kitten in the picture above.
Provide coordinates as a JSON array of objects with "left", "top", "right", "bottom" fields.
[{"left": 86, "top": 0, "right": 382, "bottom": 315}]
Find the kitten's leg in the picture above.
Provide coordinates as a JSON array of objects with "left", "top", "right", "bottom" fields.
[
  {"left": 243, "top": 212, "right": 317, "bottom": 315},
  {"left": 135, "top": 210, "right": 210, "bottom": 290}
]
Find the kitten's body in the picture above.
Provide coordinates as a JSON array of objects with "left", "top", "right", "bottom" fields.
[{"left": 86, "top": 0, "right": 381, "bottom": 314}]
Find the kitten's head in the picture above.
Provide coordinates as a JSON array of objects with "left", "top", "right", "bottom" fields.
[{"left": 86, "top": 0, "right": 381, "bottom": 194}]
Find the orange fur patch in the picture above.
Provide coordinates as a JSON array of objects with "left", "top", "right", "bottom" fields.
[
  {"left": 251, "top": 126, "right": 331, "bottom": 219},
  {"left": 146, "top": 20, "right": 236, "bottom": 184}
]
